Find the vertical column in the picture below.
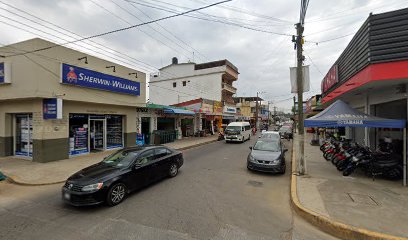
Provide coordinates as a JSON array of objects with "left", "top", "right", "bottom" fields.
[{"left": 365, "top": 94, "right": 370, "bottom": 147}]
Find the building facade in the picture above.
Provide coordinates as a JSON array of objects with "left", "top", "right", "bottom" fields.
[
  {"left": 320, "top": 8, "right": 408, "bottom": 152},
  {"left": 150, "top": 58, "right": 239, "bottom": 128},
  {"left": 0, "top": 38, "right": 146, "bottom": 162}
]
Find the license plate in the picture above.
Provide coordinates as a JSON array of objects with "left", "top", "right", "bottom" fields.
[{"left": 64, "top": 193, "right": 70, "bottom": 200}]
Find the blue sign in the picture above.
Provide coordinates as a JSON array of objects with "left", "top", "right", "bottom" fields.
[
  {"left": 0, "top": 63, "right": 4, "bottom": 83},
  {"left": 61, "top": 63, "right": 140, "bottom": 96},
  {"left": 136, "top": 134, "right": 145, "bottom": 146},
  {"left": 43, "top": 98, "right": 62, "bottom": 119}
]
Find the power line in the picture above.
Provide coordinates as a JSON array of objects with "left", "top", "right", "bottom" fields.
[
  {"left": 123, "top": 0, "right": 292, "bottom": 36},
  {"left": 90, "top": 0, "right": 197, "bottom": 62},
  {"left": 0, "top": 1, "right": 160, "bottom": 72},
  {"left": 123, "top": 0, "right": 210, "bottom": 62},
  {"left": 304, "top": 52, "right": 324, "bottom": 77},
  {"left": 5, "top": 0, "right": 234, "bottom": 57}
]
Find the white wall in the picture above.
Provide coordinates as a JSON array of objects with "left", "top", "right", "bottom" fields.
[{"left": 150, "top": 64, "right": 224, "bottom": 105}]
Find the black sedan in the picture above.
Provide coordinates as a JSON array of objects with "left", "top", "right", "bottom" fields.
[
  {"left": 62, "top": 145, "right": 183, "bottom": 207},
  {"left": 247, "top": 139, "right": 287, "bottom": 174}
]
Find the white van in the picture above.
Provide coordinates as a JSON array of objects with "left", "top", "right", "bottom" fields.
[{"left": 224, "top": 122, "right": 251, "bottom": 143}]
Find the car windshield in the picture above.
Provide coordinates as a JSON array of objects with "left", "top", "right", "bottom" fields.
[
  {"left": 280, "top": 127, "right": 290, "bottom": 132},
  {"left": 253, "top": 141, "right": 280, "bottom": 152},
  {"left": 226, "top": 126, "right": 241, "bottom": 131},
  {"left": 102, "top": 150, "right": 139, "bottom": 167},
  {"left": 260, "top": 133, "right": 280, "bottom": 140}
]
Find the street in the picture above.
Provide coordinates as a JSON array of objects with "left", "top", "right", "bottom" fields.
[{"left": 0, "top": 137, "right": 336, "bottom": 240}]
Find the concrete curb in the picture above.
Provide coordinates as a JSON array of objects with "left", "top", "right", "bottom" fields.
[
  {"left": 290, "top": 146, "right": 407, "bottom": 240},
  {"left": 176, "top": 139, "right": 218, "bottom": 151},
  {"left": 5, "top": 138, "right": 218, "bottom": 187}
]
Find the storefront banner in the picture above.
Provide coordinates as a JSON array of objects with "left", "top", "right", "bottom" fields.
[
  {"left": 223, "top": 106, "right": 237, "bottom": 113},
  {"left": 43, "top": 98, "right": 63, "bottom": 119},
  {"left": 0, "top": 62, "right": 11, "bottom": 84},
  {"left": 61, "top": 63, "right": 140, "bottom": 96}
]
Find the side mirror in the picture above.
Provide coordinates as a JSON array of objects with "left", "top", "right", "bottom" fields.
[
  {"left": 133, "top": 163, "right": 142, "bottom": 169},
  {"left": 249, "top": 146, "right": 253, "bottom": 150}
]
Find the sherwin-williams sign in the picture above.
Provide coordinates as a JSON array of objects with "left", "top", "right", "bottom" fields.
[{"left": 61, "top": 63, "right": 140, "bottom": 96}]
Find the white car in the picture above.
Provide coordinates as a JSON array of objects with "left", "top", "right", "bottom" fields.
[{"left": 259, "top": 131, "right": 280, "bottom": 140}]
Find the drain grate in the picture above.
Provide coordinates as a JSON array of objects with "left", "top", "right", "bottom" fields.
[
  {"left": 347, "top": 193, "right": 379, "bottom": 206},
  {"left": 247, "top": 180, "right": 263, "bottom": 187}
]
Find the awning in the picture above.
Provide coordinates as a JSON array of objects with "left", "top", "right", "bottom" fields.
[
  {"left": 163, "top": 108, "right": 195, "bottom": 115},
  {"left": 304, "top": 100, "right": 406, "bottom": 128}
]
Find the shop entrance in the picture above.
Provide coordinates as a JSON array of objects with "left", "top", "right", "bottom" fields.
[
  {"left": 90, "top": 119, "right": 105, "bottom": 151},
  {"left": 141, "top": 117, "right": 150, "bottom": 144},
  {"left": 15, "top": 114, "right": 33, "bottom": 158}
]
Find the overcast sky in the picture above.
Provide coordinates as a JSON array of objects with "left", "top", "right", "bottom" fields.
[{"left": 1, "top": 0, "right": 407, "bottom": 111}]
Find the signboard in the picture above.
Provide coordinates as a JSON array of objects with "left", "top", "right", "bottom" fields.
[
  {"left": 61, "top": 63, "right": 140, "bottom": 96},
  {"left": 321, "top": 65, "right": 338, "bottom": 93},
  {"left": 213, "top": 101, "right": 223, "bottom": 114},
  {"left": 290, "top": 65, "right": 310, "bottom": 93},
  {"left": 0, "top": 62, "right": 11, "bottom": 84},
  {"left": 43, "top": 98, "right": 63, "bottom": 119},
  {"left": 136, "top": 134, "right": 145, "bottom": 146},
  {"left": 223, "top": 106, "right": 237, "bottom": 113}
]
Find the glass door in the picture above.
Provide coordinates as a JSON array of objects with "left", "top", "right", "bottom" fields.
[
  {"left": 91, "top": 119, "right": 105, "bottom": 151},
  {"left": 15, "top": 114, "right": 33, "bottom": 158}
]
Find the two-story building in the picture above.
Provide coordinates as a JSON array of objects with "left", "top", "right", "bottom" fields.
[{"left": 0, "top": 38, "right": 146, "bottom": 162}]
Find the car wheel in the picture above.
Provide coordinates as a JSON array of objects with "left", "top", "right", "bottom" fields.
[
  {"left": 106, "top": 183, "right": 126, "bottom": 207},
  {"left": 169, "top": 163, "right": 179, "bottom": 177}
]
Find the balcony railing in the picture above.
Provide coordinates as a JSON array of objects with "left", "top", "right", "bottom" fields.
[{"left": 222, "top": 83, "right": 237, "bottom": 94}]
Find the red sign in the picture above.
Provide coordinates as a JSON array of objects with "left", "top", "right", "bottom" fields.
[{"left": 321, "top": 65, "right": 338, "bottom": 93}]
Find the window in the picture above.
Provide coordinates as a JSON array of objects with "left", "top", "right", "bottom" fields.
[
  {"left": 155, "top": 148, "right": 168, "bottom": 159},
  {"left": 182, "top": 81, "right": 186, "bottom": 86},
  {"left": 173, "top": 82, "right": 177, "bottom": 88},
  {"left": 245, "top": 125, "right": 251, "bottom": 131},
  {"left": 137, "top": 150, "right": 155, "bottom": 164}
]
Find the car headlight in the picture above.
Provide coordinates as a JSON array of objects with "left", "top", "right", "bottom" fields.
[
  {"left": 249, "top": 155, "right": 256, "bottom": 162},
  {"left": 271, "top": 159, "right": 281, "bottom": 164},
  {"left": 81, "top": 183, "right": 103, "bottom": 192}
]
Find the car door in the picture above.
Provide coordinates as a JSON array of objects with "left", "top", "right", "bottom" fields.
[
  {"left": 130, "top": 149, "right": 156, "bottom": 190},
  {"left": 153, "top": 148, "right": 173, "bottom": 179}
]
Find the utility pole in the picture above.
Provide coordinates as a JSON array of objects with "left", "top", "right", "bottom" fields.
[
  {"left": 296, "top": 23, "right": 306, "bottom": 175},
  {"left": 255, "top": 92, "right": 259, "bottom": 130},
  {"left": 293, "top": 96, "right": 296, "bottom": 133}
]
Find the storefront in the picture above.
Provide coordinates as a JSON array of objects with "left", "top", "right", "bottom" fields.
[
  {"left": 320, "top": 8, "right": 408, "bottom": 156},
  {"left": 69, "top": 114, "right": 124, "bottom": 156},
  {"left": 0, "top": 38, "right": 146, "bottom": 162}
]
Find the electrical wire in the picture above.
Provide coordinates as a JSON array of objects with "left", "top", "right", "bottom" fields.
[
  {"left": 123, "top": 0, "right": 210, "bottom": 62},
  {"left": 5, "top": 0, "right": 234, "bottom": 57},
  {"left": 123, "top": 0, "right": 292, "bottom": 36}
]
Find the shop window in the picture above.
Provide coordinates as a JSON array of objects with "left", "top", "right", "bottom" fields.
[
  {"left": 69, "top": 114, "right": 89, "bottom": 155},
  {"left": 107, "top": 115, "right": 123, "bottom": 149},
  {"left": 173, "top": 82, "right": 177, "bottom": 88},
  {"left": 182, "top": 81, "right": 186, "bottom": 86}
]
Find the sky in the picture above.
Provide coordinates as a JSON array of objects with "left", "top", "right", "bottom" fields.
[{"left": 0, "top": 0, "right": 407, "bottom": 112}]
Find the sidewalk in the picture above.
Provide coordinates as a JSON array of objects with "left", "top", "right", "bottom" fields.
[
  {"left": 292, "top": 133, "right": 408, "bottom": 239},
  {"left": 0, "top": 135, "right": 218, "bottom": 186}
]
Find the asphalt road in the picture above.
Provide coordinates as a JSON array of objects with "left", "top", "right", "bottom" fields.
[{"left": 0, "top": 135, "right": 337, "bottom": 240}]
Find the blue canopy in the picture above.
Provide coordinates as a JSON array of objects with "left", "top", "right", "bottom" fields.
[
  {"left": 304, "top": 100, "right": 406, "bottom": 128},
  {"left": 163, "top": 108, "right": 195, "bottom": 115}
]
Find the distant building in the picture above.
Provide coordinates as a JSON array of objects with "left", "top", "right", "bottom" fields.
[{"left": 150, "top": 58, "right": 239, "bottom": 128}]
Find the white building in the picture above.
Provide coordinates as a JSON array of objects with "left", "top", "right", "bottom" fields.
[{"left": 149, "top": 58, "right": 238, "bottom": 106}]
